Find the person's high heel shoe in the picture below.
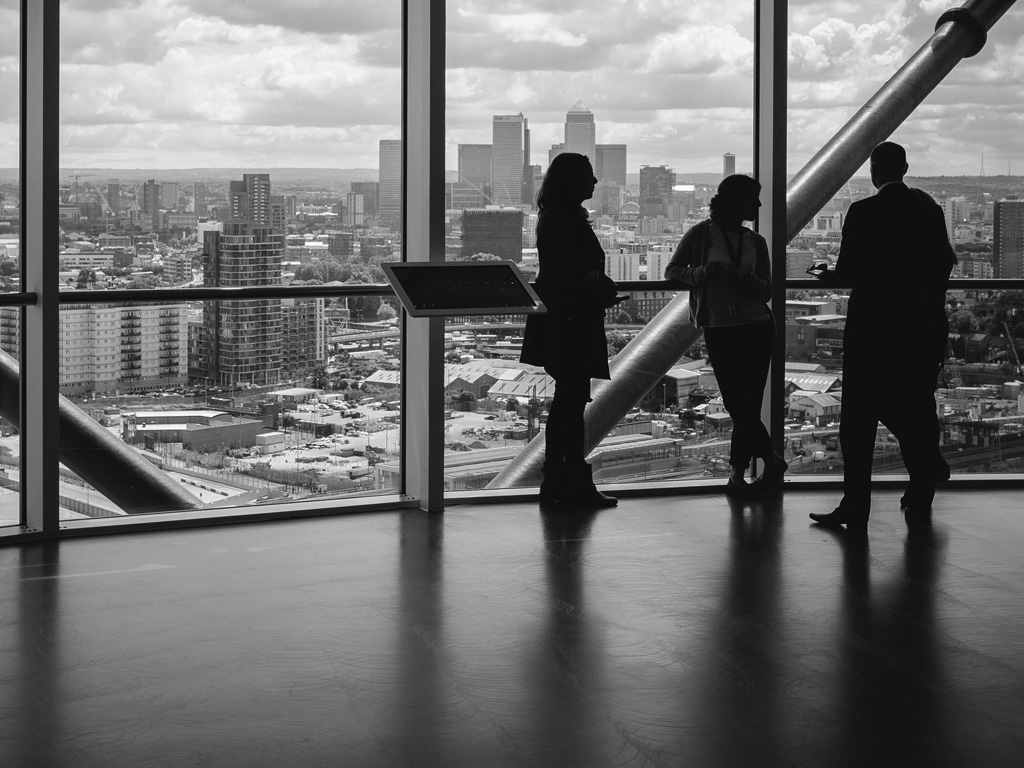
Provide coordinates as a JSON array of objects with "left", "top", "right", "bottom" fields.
[{"left": 754, "top": 453, "right": 788, "bottom": 491}]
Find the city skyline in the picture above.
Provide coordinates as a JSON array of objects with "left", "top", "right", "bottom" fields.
[{"left": 1, "top": 1, "right": 1021, "bottom": 177}]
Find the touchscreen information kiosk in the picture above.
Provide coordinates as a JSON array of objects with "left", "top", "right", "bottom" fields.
[{"left": 382, "top": 261, "right": 546, "bottom": 318}]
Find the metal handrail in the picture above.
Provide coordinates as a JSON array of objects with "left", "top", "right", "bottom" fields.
[{"left": 63, "top": 283, "right": 395, "bottom": 303}]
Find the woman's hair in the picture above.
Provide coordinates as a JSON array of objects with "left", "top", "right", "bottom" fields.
[
  {"left": 709, "top": 174, "right": 761, "bottom": 223},
  {"left": 536, "top": 152, "right": 593, "bottom": 211}
]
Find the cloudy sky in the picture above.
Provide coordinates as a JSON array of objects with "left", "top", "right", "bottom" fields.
[{"left": 0, "top": 0, "right": 1021, "bottom": 177}]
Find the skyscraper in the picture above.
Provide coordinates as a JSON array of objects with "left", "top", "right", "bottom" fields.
[
  {"left": 492, "top": 114, "right": 527, "bottom": 206},
  {"left": 994, "top": 198, "right": 1024, "bottom": 279},
  {"left": 140, "top": 180, "right": 160, "bottom": 230},
  {"left": 193, "top": 181, "right": 208, "bottom": 216},
  {"left": 564, "top": 100, "right": 596, "bottom": 168},
  {"left": 106, "top": 179, "right": 121, "bottom": 214},
  {"left": 639, "top": 165, "right": 675, "bottom": 219},
  {"left": 596, "top": 144, "right": 627, "bottom": 187},
  {"left": 378, "top": 140, "right": 403, "bottom": 228},
  {"left": 459, "top": 144, "right": 492, "bottom": 202},
  {"left": 723, "top": 153, "right": 736, "bottom": 177}
]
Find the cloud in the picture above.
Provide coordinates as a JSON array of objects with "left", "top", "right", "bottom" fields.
[
  {"left": 182, "top": 0, "right": 399, "bottom": 37},
  {"left": 642, "top": 26, "right": 753, "bottom": 76},
  {"left": 0, "top": 0, "right": 1017, "bottom": 177}
]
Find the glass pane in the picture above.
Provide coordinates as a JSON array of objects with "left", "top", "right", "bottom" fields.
[
  {"left": 0, "top": 0, "right": 18, "bottom": 526},
  {"left": 787, "top": 1, "right": 1023, "bottom": 265},
  {"left": 943, "top": 289, "right": 1024, "bottom": 475},
  {"left": 0, "top": 341, "right": 20, "bottom": 527},
  {"left": 443, "top": 1, "right": 755, "bottom": 493},
  {"left": 786, "top": 2, "right": 1024, "bottom": 482},
  {"left": 781, "top": 286, "right": 1024, "bottom": 478},
  {"left": 0, "top": 0, "right": 16, "bottom": 296},
  {"left": 57, "top": 1, "right": 402, "bottom": 518},
  {"left": 58, "top": 296, "right": 400, "bottom": 520}
]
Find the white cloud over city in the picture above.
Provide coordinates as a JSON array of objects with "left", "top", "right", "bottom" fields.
[{"left": 0, "top": 0, "right": 1021, "bottom": 176}]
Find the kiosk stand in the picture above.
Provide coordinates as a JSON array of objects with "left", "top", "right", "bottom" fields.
[{"left": 382, "top": 261, "right": 546, "bottom": 510}]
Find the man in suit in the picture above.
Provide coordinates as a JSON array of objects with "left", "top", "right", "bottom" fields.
[{"left": 810, "top": 142, "right": 956, "bottom": 532}]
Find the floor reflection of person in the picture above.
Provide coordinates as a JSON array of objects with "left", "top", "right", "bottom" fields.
[
  {"left": 520, "top": 153, "right": 622, "bottom": 508},
  {"left": 665, "top": 174, "right": 787, "bottom": 498},
  {"left": 817, "top": 521, "right": 961, "bottom": 767}
]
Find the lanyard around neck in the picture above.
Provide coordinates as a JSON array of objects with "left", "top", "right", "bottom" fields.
[{"left": 719, "top": 224, "right": 744, "bottom": 268}]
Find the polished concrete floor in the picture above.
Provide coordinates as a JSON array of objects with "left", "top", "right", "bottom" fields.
[{"left": 2, "top": 488, "right": 1023, "bottom": 768}]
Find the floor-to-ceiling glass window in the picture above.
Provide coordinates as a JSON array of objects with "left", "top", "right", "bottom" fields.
[
  {"left": 443, "top": 0, "right": 756, "bottom": 493},
  {"left": 0, "top": 0, "right": 20, "bottom": 527},
  {"left": 51, "top": 0, "right": 403, "bottom": 519},
  {"left": 785, "top": 0, "right": 1024, "bottom": 479}
]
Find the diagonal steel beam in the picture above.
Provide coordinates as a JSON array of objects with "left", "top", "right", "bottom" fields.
[
  {"left": 487, "top": 0, "right": 1016, "bottom": 490},
  {"left": 787, "top": 0, "right": 1017, "bottom": 240},
  {"left": 0, "top": 350, "right": 204, "bottom": 513}
]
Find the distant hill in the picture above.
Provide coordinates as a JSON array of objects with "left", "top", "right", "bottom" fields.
[{"left": 1, "top": 167, "right": 1019, "bottom": 196}]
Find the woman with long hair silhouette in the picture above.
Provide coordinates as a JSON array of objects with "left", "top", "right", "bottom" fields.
[{"left": 520, "top": 153, "right": 622, "bottom": 507}]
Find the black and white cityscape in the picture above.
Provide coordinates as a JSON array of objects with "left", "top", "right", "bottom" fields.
[{"left": 0, "top": 96, "right": 1023, "bottom": 521}]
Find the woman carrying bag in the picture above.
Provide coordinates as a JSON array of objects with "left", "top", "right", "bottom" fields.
[{"left": 520, "top": 153, "right": 623, "bottom": 507}]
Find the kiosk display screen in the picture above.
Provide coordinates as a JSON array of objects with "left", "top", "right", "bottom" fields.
[{"left": 383, "top": 261, "right": 546, "bottom": 317}]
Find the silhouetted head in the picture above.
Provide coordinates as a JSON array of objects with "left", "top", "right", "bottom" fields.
[
  {"left": 537, "top": 153, "right": 597, "bottom": 211},
  {"left": 709, "top": 174, "right": 761, "bottom": 229},
  {"left": 870, "top": 141, "right": 908, "bottom": 189}
]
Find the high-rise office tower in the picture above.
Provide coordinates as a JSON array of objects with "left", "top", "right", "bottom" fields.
[
  {"left": 549, "top": 143, "right": 565, "bottom": 167},
  {"left": 106, "top": 179, "right": 121, "bottom": 214},
  {"left": 492, "top": 114, "right": 527, "bottom": 206},
  {"left": 140, "top": 180, "right": 160, "bottom": 230},
  {"left": 229, "top": 173, "right": 271, "bottom": 225},
  {"left": 723, "top": 153, "right": 736, "bottom": 177},
  {"left": 459, "top": 144, "right": 492, "bottom": 202},
  {"left": 193, "top": 182, "right": 208, "bottom": 216},
  {"left": 522, "top": 120, "right": 533, "bottom": 206},
  {"left": 596, "top": 144, "right": 627, "bottom": 187},
  {"left": 564, "top": 100, "right": 596, "bottom": 168},
  {"left": 639, "top": 165, "right": 675, "bottom": 219},
  {"left": 378, "top": 140, "right": 403, "bottom": 228},
  {"left": 994, "top": 198, "right": 1024, "bottom": 279}
]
